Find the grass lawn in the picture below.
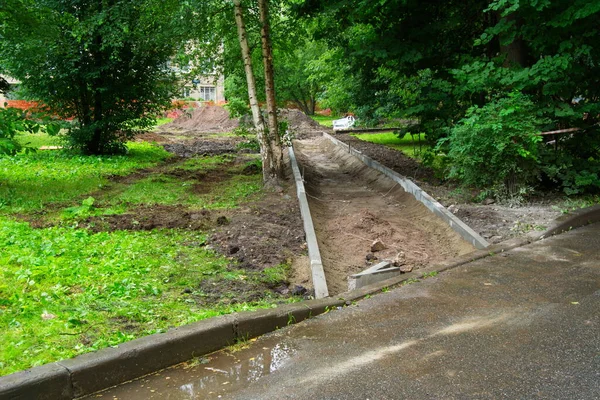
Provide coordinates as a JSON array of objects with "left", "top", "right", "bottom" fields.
[
  {"left": 352, "top": 132, "right": 428, "bottom": 158},
  {"left": 0, "top": 131, "right": 291, "bottom": 376},
  {"left": 310, "top": 115, "right": 338, "bottom": 128}
]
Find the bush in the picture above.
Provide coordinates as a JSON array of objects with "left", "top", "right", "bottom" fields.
[
  {"left": 440, "top": 93, "right": 547, "bottom": 194},
  {"left": 224, "top": 98, "right": 251, "bottom": 119},
  {"left": 0, "top": 107, "right": 46, "bottom": 155},
  {"left": 540, "top": 130, "right": 600, "bottom": 195}
]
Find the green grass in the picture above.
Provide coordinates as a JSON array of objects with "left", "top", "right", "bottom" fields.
[
  {"left": 154, "top": 117, "right": 173, "bottom": 127},
  {"left": 15, "top": 132, "right": 61, "bottom": 149},
  {"left": 352, "top": 132, "right": 428, "bottom": 158},
  {"left": 0, "top": 217, "right": 281, "bottom": 375},
  {"left": 0, "top": 144, "right": 284, "bottom": 376},
  {"left": 310, "top": 115, "right": 338, "bottom": 128},
  {"left": 0, "top": 142, "right": 171, "bottom": 214}
]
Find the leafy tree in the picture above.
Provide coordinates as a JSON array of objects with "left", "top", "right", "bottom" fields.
[
  {"left": 0, "top": 0, "right": 198, "bottom": 155},
  {"left": 441, "top": 92, "right": 546, "bottom": 191},
  {"left": 275, "top": 39, "right": 327, "bottom": 115},
  {"left": 294, "top": 0, "right": 600, "bottom": 193}
]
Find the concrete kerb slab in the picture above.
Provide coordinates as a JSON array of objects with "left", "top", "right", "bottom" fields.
[
  {"left": 323, "top": 132, "right": 489, "bottom": 250},
  {"left": 534, "top": 204, "right": 600, "bottom": 240},
  {"left": 287, "top": 145, "right": 329, "bottom": 299},
  {"left": 0, "top": 298, "right": 348, "bottom": 400},
  {"left": 0, "top": 363, "right": 73, "bottom": 400}
]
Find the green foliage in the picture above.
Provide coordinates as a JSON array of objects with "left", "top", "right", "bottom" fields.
[
  {"left": 0, "top": 107, "right": 36, "bottom": 155},
  {"left": 0, "top": 0, "right": 200, "bottom": 155},
  {"left": 441, "top": 93, "right": 546, "bottom": 192},
  {"left": 0, "top": 142, "right": 170, "bottom": 213},
  {"left": 0, "top": 143, "right": 287, "bottom": 375},
  {"left": 224, "top": 97, "right": 251, "bottom": 119},
  {"left": 539, "top": 131, "right": 600, "bottom": 195},
  {"left": 0, "top": 216, "right": 275, "bottom": 375}
]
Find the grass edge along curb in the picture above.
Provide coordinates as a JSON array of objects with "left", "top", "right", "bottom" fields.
[
  {"left": 0, "top": 237, "right": 536, "bottom": 400},
  {"left": 1, "top": 196, "right": 598, "bottom": 399},
  {"left": 323, "top": 131, "right": 489, "bottom": 250}
]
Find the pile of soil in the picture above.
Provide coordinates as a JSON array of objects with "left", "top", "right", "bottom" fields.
[
  {"left": 162, "top": 139, "right": 238, "bottom": 158},
  {"left": 209, "top": 192, "right": 306, "bottom": 272},
  {"left": 280, "top": 109, "right": 328, "bottom": 139},
  {"left": 161, "top": 106, "right": 239, "bottom": 133}
]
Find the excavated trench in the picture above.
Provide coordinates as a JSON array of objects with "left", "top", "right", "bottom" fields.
[{"left": 294, "top": 136, "right": 475, "bottom": 295}]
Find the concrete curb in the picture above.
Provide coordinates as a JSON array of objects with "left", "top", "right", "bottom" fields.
[
  {"left": 323, "top": 132, "right": 489, "bottom": 249},
  {"left": 0, "top": 300, "right": 346, "bottom": 400},
  {"left": 287, "top": 145, "right": 329, "bottom": 299},
  {"left": 535, "top": 204, "right": 600, "bottom": 240}
]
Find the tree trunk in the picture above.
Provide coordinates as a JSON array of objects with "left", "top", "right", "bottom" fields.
[
  {"left": 498, "top": 12, "right": 529, "bottom": 68},
  {"left": 233, "top": 0, "right": 274, "bottom": 185},
  {"left": 258, "top": 0, "right": 284, "bottom": 182}
]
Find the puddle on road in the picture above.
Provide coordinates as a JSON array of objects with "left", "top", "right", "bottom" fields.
[{"left": 92, "top": 340, "right": 296, "bottom": 400}]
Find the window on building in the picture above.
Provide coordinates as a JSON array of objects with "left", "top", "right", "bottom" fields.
[{"left": 199, "top": 86, "right": 216, "bottom": 102}]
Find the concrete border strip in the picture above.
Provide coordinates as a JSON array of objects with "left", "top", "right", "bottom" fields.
[
  {"left": 534, "top": 204, "right": 600, "bottom": 240},
  {"left": 323, "top": 132, "right": 489, "bottom": 249},
  {"left": 287, "top": 145, "right": 329, "bottom": 299},
  {"left": 348, "top": 261, "right": 400, "bottom": 291},
  {"left": 1, "top": 206, "right": 597, "bottom": 400}
]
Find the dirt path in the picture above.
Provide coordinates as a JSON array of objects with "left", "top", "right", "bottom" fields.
[{"left": 294, "top": 137, "right": 475, "bottom": 295}]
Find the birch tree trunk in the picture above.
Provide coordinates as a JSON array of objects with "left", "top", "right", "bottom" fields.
[
  {"left": 233, "top": 0, "right": 276, "bottom": 185},
  {"left": 258, "top": 0, "right": 284, "bottom": 180}
]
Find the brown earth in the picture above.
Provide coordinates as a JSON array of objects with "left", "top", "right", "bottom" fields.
[
  {"left": 294, "top": 137, "right": 474, "bottom": 295},
  {"left": 333, "top": 133, "right": 563, "bottom": 245},
  {"left": 137, "top": 107, "right": 564, "bottom": 296}
]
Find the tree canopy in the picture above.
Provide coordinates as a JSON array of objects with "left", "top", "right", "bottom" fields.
[{"left": 0, "top": 0, "right": 201, "bottom": 154}]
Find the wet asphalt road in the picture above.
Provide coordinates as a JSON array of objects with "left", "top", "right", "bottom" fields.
[{"left": 91, "top": 223, "right": 600, "bottom": 400}]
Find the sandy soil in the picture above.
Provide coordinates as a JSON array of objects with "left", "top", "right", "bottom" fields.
[
  {"left": 334, "top": 133, "right": 563, "bottom": 244},
  {"left": 294, "top": 137, "right": 474, "bottom": 295}
]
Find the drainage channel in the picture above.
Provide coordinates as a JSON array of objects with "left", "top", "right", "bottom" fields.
[{"left": 292, "top": 135, "right": 478, "bottom": 296}]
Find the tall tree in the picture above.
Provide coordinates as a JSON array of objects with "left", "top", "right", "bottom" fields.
[
  {"left": 0, "top": 0, "right": 198, "bottom": 155},
  {"left": 232, "top": 0, "right": 284, "bottom": 186},
  {"left": 258, "top": 0, "right": 284, "bottom": 180}
]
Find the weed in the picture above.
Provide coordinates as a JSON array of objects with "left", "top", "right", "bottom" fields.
[
  {"left": 402, "top": 278, "right": 420, "bottom": 285},
  {"left": 287, "top": 313, "right": 296, "bottom": 326},
  {"left": 227, "top": 334, "right": 254, "bottom": 353},
  {"left": 381, "top": 287, "right": 390, "bottom": 293},
  {"left": 422, "top": 271, "right": 438, "bottom": 279}
]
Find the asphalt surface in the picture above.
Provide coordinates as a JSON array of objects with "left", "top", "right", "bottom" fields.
[{"left": 92, "top": 223, "right": 600, "bottom": 400}]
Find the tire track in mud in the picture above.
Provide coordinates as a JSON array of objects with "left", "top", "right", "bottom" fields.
[{"left": 294, "top": 136, "right": 475, "bottom": 295}]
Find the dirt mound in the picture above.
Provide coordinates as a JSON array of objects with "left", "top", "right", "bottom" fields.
[
  {"left": 281, "top": 109, "right": 328, "bottom": 139},
  {"left": 162, "top": 140, "right": 237, "bottom": 157},
  {"left": 162, "top": 106, "right": 239, "bottom": 132},
  {"left": 83, "top": 205, "right": 220, "bottom": 232},
  {"left": 210, "top": 193, "right": 305, "bottom": 272}
]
